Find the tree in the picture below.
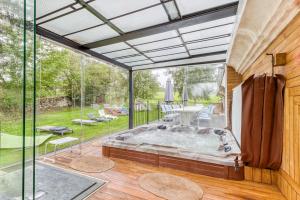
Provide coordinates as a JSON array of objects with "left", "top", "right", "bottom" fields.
[
  {"left": 168, "top": 66, "right": 218, "bottom": 98},
  {"left": 133, "top": 71, "right": 160, "bottom": 100},
  {"left": 0, "top": 1, "right": 132, "bottom": 112},
  {"left": 84, "top": 62, "right": 113, "bottom": 105},
  {"left": 0, "top": 3, "right": 36, "bottom": 112}
]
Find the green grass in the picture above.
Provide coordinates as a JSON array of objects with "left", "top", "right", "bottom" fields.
[
  {"left": 0, "top": 96, "right": 220, "bottom": 167},
  {"left": 0, "top": 107, "right": 129, "bottom": 167},
  {"left": 0, "top": 106, "right": 161, "bottom": 167}
]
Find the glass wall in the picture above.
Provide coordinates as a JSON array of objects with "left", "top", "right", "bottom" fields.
[
  {"left": 34, "top": 47, "right": 129, "bottom": 152},
  {"left": 185, "top": 64, "right": 225, "bottom": 128},
  {"left": 132, "top": 64, "right": 225, "bottom": 128},
  {"left": 0, "top": 1, "right": 130, "bottom": 198},
  {"left": 0, "top": 0, "right": 36, "bottom": 199},
  {"left": 133, "top": 70, "right": 161, "bottom": 127}
]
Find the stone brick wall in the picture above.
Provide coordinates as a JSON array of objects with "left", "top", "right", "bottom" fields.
[{"left": 39, "top": 96, "right": 72, "bottom": 111}]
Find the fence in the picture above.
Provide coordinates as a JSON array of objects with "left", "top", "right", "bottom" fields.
[
  {"left": 133, "top": 100, "right": 224, "bottom": 128},
  {"left": 133, "top": 101, "right": 161, "bottom": 127}
]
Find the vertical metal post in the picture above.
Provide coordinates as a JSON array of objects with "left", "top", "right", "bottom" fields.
[
  {"left": 79, "top": 56, "right": 85, "bottom": 154},
  {"left": 146, "top": 100, "right": 149, "bottom": 124},
  {"left": 129, "top": 70, "right": 134, "bottom": 129},
  {"left": 157, "top": 101, "right": 160, "bottom": 121}
]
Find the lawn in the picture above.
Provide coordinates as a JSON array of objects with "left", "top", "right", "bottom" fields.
[
  {"left": 0, "top": 98, "right": 219, "bottom": 167},
  {"left": 0, "top": 107, "right": 133, "bottom": 167}
]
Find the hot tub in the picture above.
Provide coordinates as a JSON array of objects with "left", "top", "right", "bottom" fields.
[{"left": 102, "top": 125, "right": 244, "bottom": 180}]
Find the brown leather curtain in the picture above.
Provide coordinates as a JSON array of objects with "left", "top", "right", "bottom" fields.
[{"left": 241, "top": 74, "right": 285, "bottom": 170}]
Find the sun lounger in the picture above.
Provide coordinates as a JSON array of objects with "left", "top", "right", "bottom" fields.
[
  {"left": 87, "top": 113, "right": 110, "bottom": 122},
  {"left": 0, "top": 132, "right": 52, "bottom": 149},
  {"left": 37, "top": 126, "right": 73, "bottom": 136},
  {"left": 72, "top": 119, "right": 98, "bottom": 125},
  {"left": 104, "top": 107, "right": 121, "bottom": 116},
  {"left": 99, "top": 109, "right": 118, "bottom": 120}
]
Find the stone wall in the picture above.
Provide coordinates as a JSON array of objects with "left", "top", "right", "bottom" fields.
[{"left": 39, "top": 96, "right": 72, "bottom": 111}]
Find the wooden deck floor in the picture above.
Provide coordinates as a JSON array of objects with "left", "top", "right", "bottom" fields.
[{"left": 42, "top": 140, "right": 286, "bottom": 200}]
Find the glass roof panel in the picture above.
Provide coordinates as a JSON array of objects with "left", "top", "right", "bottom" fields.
[
  {"left": 111, "top": 5, "right": 169, "bottom": 32},
  {"left": 181, "top": 24, "right": 234, "bottom": 42},
  {"left": 128, "top": 31, "right": 178, "bottom": 46},
  {"left": 40, "top": 9, "right": 103, "bottom": 35},
  {"left": 89, "top": 0, "right": 160, "bottom": 19},
  {"left": 152, "top": 53, "right": 189, "bottom": 62},
  {"left": 127, "top": 60, "right": 153, "bottom": 66},
  {"left": 175, "top": 0, "right": 237, "bottom": 16},
  {"left": 145, "top": 47, "right": 186, "bottom": 57},
  {"left": 132, "top": 54, "right": 226, "bottom": 70},
  {"left": 136, "top": 38, "right": 182, "bottom": 51},
  {"left": 179, "top": 16, "right": 236, "bottom": 34},
  {"left": 37, "top": 0, "right": 74, "bottom": 18},
  {"left": 164, "top": 1, "right": 181, "bottom": 20},
  {"left": 93, "top": 42, "right": 130, "bottom": 54},
  {"left": 117, "top": 55, "right": 147, "bottom": 63},
  {"left": 37, "top": 7, "right": 73, "bottom": 24},
  {"left": 186, "top": 36, "right": 231, "bottom": 49},
  {"left": 189, "top": 44, "right": 229, "bottom": 55},
  {"left": 104, "top": 48, "right": 139, "bottom": 58},
  {"left": 66, "top": 25, "right": 119, "bottom": 45}
]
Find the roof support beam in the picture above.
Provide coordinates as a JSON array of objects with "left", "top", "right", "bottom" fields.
[
  {"left": 36, "top": 26, "right": 130, "bottom": 70},
  {"left": 132, "top": 51, "right": 227, "bottom": 70},
  {"left": 76, "top": 0, "right": 124, "bottom": 34},
  {"left": 77, "top": 0, "right": 155, "bottom": 63},
  {"left": 133, "top": 60, "right": 226, "bottom": 71},
  {"left": 83, "top": 2, "right": 238, "bottom": 49}
]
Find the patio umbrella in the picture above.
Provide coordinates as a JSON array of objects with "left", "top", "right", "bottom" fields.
[
  {"left": 164, "top": 78, "right": 174, "bottom": 103},
  {"left": 182, "top": 83, "right": 189, "bottom": 106}
]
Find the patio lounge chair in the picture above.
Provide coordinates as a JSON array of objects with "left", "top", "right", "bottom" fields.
[
  {"left": 87, "top": 113, "right": 110, "bottom": 122},
  {"left": 160, "top": 104, "right": 179, "bottom": 122},
  {"left": 37, "top": 126, "right": 73, "bottom": 136},
  {"left": 99, "top": 109, "right": 118, "bottom": 120},
  {"left": 72, "top": 119, "right": 98, "bottom": 125},
  {"left": 0, "top": 132, "right": 52, "bottom": 149},
  {"left": 104, "top": 107, "right": 121, "bottom": 116},
  {"left": 197, "top": 105, "right": 215, "bottom": 127},
  {"left": 171, "top": 104, "right": 180, "bottom": 109}
]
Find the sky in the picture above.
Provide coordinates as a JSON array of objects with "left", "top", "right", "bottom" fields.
[{"left": 151, "top": 68, "right": 170, "bottom": 88}]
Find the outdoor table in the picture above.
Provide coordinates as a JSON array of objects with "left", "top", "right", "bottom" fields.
[{"left": 172, "top": 106, "right": 203, "bottom": 126}]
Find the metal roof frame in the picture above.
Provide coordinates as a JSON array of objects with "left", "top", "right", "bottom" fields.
[{"left": 36, "top": 0, "right": 239, "bottom": 71}]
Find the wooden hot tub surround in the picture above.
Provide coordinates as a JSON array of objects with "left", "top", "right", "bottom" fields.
[{"left": 102, "top": 146, "right": 244, "bottom": 180}]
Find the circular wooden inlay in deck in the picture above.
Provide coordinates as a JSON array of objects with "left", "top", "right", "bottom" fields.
[
  {"left": 69, "top": 155, "right": 115, "bottom": 173},
  {"left": 139, "top": 173, "right": 203, "bottom": 200}
]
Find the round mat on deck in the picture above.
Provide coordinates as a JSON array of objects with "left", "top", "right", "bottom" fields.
[
  {"left": 139, "top": 173, "right": 203, "bottom": 200},
  {"left": 91, "top": 141, "right": 102, "bottom": 147},
  {"left": 69, "top": 155, "right": 115, "bottom": 173}
]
